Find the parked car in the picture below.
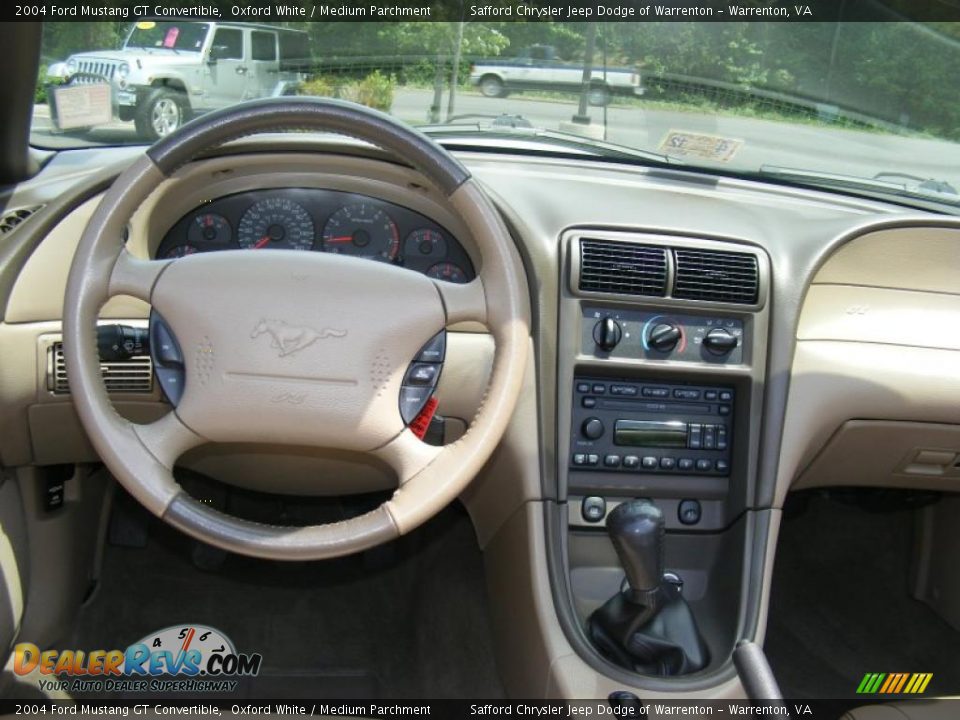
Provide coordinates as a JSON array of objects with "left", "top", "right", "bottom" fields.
[
  {"left": 469, "top": 44, "right": 643, "bottom": 106},
  {"left": 47, "top": 20, "right": 309, "bottom": 140}
]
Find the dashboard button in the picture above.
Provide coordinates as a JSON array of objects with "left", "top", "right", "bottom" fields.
[
  {"left": 717, "top": 427, "right": 728, "bottom": 450},
  {"left": 623, "top": 455, "right": 640, "bottom": 469},
  {"left": 572, "top": 454, "right": 587, "bottom": 466},
  {"left": 678, "top": 458, "right": 695, "bottom": 471},
  {"left": 673, "top": 388, "right": 701, "bottom": 400},
  {"left": 641, "top": 456, "right": 658, "bottom": 469},
  {"left": 587, "top": 454, "right": 600, "bottom": 466},
  {"left": 704, "top": 390, "right": 718, "bottom": 400},
  {"left": 399, "top": 386, "right": 433, "bottom": 424},
  {"left": 678, "top": 499, "right": 702, "bottom": 526},
  {"left": 577, "top": 382, "right": 591, "bottom": 393},
  {"left": 604, "top": 455, "right": 622, "bottom": 468},
  {"left": 703, "top": 426, "right": 716, "bottom": 450},
  {"left": 719, "top": 404, "right": 732, "bottom": 416},
  {"left": 416, "top": 332, "right": 446, "bottom": 363},
  {"left": 715, "top": 459, "right": 730, "bottom": 474},
  {"left": 719, "top": 390, "right": 733, "bottom": 402},
  {"left": 582, "top": 417, "right": 605, "bottom": 440},
  {"left": 592, "top": 383, "right": 607, "bottom": 394},
  {"left": 642, "top": 387, "right": 670, "bottom": 398},
  {"left": 696, "top": 459, "right": 713, "bottom": 472},
  {"left": 405, "top": 363, "right": 440, "bottom": 386},
  {"left": 582, "top": 497, "right": 606, "bottom": 523},
  {"left": 689, "top": 424, "right": 702, "bottom": 449},
  {"left": 610, "top": 384, "right": 638, "bottom": 396},
  {"left": 660, "top": 457, "right": 676, "bottom": 470},
  {"left": 582, "top": 397, "right": 597, "bottom": 408}
]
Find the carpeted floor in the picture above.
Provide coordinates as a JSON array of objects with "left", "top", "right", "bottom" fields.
[
  {"left": 67, "top": 489, "right": 505, "bottom": 700},
  {"left": 764, "top": 491, "right": 960, "bottom": 699}
]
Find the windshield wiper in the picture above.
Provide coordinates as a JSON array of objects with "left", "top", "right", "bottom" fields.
[
  {"left": 760, "top": 165, "right": 960, "bottom": 206},
  {"left": 422, "top": 120, "right": 679, "bottom": 166}
]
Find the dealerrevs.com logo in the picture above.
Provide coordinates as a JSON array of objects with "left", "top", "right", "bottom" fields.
[{"left": 13, "top": 624, "right": 262, "bottom": 694}]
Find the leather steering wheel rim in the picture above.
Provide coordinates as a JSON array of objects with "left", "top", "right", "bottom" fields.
[{"left": 63, "top": 97, "right": 530, "bottom": 560}]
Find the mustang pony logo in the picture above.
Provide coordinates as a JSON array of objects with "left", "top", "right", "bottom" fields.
[{"left": 251, "top": 319, "right": 346, "bottom": 357}]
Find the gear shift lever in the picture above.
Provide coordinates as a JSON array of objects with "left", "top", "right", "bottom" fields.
[
  {"left": 588, "top": 500, "right": 709, "bottom": 676},
  {"left": 606, "top": 501, "right": 665, "bottom": 602}
]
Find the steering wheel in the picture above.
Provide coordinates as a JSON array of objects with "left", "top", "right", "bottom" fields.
[{"left": 63, "top": 98, "right": 530, "bottom": 560}]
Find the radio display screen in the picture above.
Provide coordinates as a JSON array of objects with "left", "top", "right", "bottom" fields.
[{"left": 614, "top": 420, "right": 688, "bottom": 448}]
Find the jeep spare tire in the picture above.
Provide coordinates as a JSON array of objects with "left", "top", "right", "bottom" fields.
[{"left": 136, "top": 88, "right": 187, "bottom": 141}]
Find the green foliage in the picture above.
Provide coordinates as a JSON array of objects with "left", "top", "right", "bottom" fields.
[{"left": 300, "top": 71, "right": 395, "bottom": 112}]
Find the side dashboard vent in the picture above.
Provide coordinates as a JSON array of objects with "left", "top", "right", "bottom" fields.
[
  {"left": 0, "top": 205, "right": 43, "bottom": 236},
  {"left": 672, "top": 248, "right": 759, "bottom": 304},
  {"left": 579, "top": 239, "right": 668, "bottom": 297},
  {"left": 49, "top": 342, "right": 153, "bottom": 395}
]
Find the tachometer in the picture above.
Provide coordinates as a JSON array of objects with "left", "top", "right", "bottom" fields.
[
  {"left": 321, "top": 203, "right": 399, "bottom": 262},
  {"left": 237, "top": 197, "right": 315, "bottom": 251},
  {"left": 187, "top": 213, "right": 231, "bottom": 246}
]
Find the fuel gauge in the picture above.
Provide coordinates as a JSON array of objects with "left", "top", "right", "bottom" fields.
[
  {"left": 188, "top": 213, "right": 232, "bottom": 246},
  {"left": 405, "top": 228, "right": 448, "bottom": 259},
  {"left": 163, "top": 244, "right": 200, "bottom": 259}
]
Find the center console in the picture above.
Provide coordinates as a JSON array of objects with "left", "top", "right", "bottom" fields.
[{"left": 555, "top": 230, "right": 770, "bottom": 682}]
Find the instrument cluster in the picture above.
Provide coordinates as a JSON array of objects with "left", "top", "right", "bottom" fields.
[{"left": 154, "top": 188, "right": 475, "bottom": 283}]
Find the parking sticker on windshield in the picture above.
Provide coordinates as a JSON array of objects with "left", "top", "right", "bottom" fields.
[{"left": 659, "top": 131, "right": 743, "bottom": 162}]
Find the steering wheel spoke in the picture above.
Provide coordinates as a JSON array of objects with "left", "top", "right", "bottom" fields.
[
  {"left": 436, "top": 277, "right": 487, "bottom": 325},
  {"left": 133, "top": 411, "right": 205, "bottom": 469},
  {"left": 110, "top": 248, "right": 172, "bottom": 303},
  {"left": 373, "top": 430, "right": 443, "bottom": 485}
]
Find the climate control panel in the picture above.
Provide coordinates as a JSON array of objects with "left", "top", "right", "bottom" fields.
[{"left": 582, "top": 306, "right": 744, "bottom": 364}]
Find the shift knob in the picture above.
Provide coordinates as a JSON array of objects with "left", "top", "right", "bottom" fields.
[{"left": 606, "top": 501, "right": 665, "bottom": 599}]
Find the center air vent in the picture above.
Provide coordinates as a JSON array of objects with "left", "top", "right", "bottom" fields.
[
  {"left": 48, "top": 342, "right": 153, "bottom": 395},
  {"left": 672, "top": 248, "right": 759, "bottom": 304},
  {"left": 578, "top": 239, "right": 668, "bottom": 297}
]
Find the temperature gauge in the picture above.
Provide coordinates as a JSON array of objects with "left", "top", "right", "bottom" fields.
[
  {"left": 427, "top": 262, "right": 468, "bottom": 284},
  {"left": 404, "top": 228, "right": 447, "bottom": 259}
]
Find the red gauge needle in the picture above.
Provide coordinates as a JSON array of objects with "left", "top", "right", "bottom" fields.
[
  {"left": 253, "top": 236, "right": 271, "bottom": 249},
  {"left": 325, "top": 235, "right": 354, "bottom": 244}
]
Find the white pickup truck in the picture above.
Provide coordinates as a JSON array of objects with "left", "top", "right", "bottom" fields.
[{"left": 469, "top": 45, "right": 643, "bottom": 106}]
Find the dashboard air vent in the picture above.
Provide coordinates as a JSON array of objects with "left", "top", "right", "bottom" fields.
[
  {"left": 672, "top": 248, "right": 759, "bottom": 304},
  {"left": 579, "top": 239, "right": 668, "bottom": 297},
  {"left": 0, "top": 205, "right": 42, "bottom": 236},
  {"left": 48, "top": 342, "right": 153, "bottom": 395}
]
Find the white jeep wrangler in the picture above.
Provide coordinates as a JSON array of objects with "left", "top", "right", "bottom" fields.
[{"left": 49, "top": 20, "right": 309, "bottom": 141}]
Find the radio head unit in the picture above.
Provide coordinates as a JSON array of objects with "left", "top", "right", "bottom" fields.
[{"left": 570, "top": 378, "right": 734, "bottom": 476}]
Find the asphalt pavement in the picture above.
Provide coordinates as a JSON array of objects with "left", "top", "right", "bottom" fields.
[{"left": 31, "top": 87, "right": 960, "bottom": 191}]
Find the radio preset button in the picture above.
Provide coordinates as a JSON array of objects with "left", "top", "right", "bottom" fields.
[
  {"left": 678, "top": 458, "right": 695, "bottom": 471},
  {"left": 660, "top": 457, "right": 676, "bottom": 470},
  {"left": 604, "top": 455, "right": 622, "bottom": 468},
  {"left": 623, "top": 455, "right": 640, "bottom": 469},
  {"left": 572, "top": 454, "right": 587, "bottom": 466},
  {"left": 582, "top": 417, "right": 605, "bottom": 440},
  {"left": 641, "top": 456, "right": 658, "bottom": 469},
  {"left": 587, "top": 454, "right": 600, "bottom": 466},
  {"left": 696, "top": 459, "right": 713, "bottom": 472}
]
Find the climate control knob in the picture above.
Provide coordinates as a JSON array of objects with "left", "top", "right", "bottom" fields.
[
  {"left": 582, "top": 417, "right": 605, "bottom": 440},
  {"left": 593, "top": 316, "right": 623, "bottom": 352},
  {"left": 647, "top": 322, "right": 682, "bottom": 352},
  {"left": 703, "top": 327, "right": 739, "bottom": 356}
]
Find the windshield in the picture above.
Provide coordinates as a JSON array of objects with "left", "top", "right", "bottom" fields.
[
  {"left": 33, "top": 19, "right": 960, "bottom": 207},
  {"left": 123, "top": 21, "right": 209, "bottom": 52}
]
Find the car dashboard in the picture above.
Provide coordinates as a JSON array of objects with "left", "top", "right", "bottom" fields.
[{"left": 2, "top": 137, "right": 960, "bottom": 700}]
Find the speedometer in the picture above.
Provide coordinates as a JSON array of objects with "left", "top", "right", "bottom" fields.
[
  {"left": 321, "top": 203, "right": 400, "bottom": 262},
  {"left": 237, "top": 197, "right": 315, "bottom": 251}
]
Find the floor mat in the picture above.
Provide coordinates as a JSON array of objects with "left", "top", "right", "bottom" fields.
[
  {"left": 765, "top": 491, "right": 960, "bottom": 699},
  {"left": 67, "top": 497, "right": 504, "bottom": 700}
]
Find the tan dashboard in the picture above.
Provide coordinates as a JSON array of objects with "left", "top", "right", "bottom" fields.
[{"left": 779, "top": 226, "right": 960, "bottom": 504}]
